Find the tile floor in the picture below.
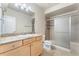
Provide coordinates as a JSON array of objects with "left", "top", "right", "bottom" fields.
[
  {"left": 42, "top": 48, "right": 71, "bottom": 56},
  {"left": 42, "top": 48, "right": 79, "bottom": 56}
]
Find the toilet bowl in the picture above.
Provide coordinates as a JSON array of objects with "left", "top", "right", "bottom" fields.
[{"left": 43, "top": 40, "right": 52, "bottom": 50}]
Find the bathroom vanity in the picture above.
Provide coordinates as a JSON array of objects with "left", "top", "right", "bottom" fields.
[{"left": 0, "top": 34, "right": 43, "bottom": 56}]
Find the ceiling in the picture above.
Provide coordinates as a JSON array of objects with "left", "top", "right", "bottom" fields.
[
  {"left": 7, "top": 3, "right": 59, "bottom": 16},
  {"left": 46, "top": 4, "right": 78, "bottom": 17},
  {"left": 2, "top": 3, "right": 59, "bottom": 16},
  {"left": 36, "top": 3, "right": 59, "bottom": 10}
]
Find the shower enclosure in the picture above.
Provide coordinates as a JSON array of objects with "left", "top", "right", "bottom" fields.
[
  {"left": 71, "top": 14, "right": 79, "bottom": 55},
  {"left": 54, "top": 11, "right": 79, "bottom": 55},
  {"left": 54, "top": 15, "right": 70, "bottom": 49}
]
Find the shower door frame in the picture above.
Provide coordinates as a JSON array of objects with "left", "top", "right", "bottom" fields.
[{"left": 53, "top": 10, "right": 79, "bottom": 52}]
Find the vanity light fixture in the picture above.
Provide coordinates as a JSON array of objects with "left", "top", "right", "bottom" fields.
[
  {"left": 21, "top": 6, "right": 24, "bottom": 10},
  {"left": 14, "top": 3, "right": 22, "bottom": 8},
  {"left": 14, "top": 3, "right": 19, "bottom": 8},
  {"left": 14, "top": 3, "right": 25, "bottom": 10},
  {"left": 14, "top": 3, "right": 33, "bottom": 12},
  {"left": 26, "top": 6, "right": 32, "bottom": 12},
  {"left": 20, "top": 4, "right": 26, "bottom": 10}
]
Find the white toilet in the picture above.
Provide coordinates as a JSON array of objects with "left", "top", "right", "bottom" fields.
[{"left": 43, "top": 40, "right": 52, "bottom": 50}]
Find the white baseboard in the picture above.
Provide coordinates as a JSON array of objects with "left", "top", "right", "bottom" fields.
[{"left": 53, "top": 45, "right": 70, "bottom": 52}]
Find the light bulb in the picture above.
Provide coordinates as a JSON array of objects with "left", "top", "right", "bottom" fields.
[
  {"left": 26, "top": 6, "right": 32, "bottom": 12},
  {"left": 28, "top": 6, "right": 32, "bottom": 11},
  {"left": 14, "top": 3, "right": 22, "bottom": 8},
  {"left": 15, "top": 3, "right": 18, "bottom": 7},
  {"left": 21, "top": 6, "right": 24, "bottom": 10}
]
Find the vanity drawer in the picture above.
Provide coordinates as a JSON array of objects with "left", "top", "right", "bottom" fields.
[
  {"left": 0, "top": 44, "right": 30, "bottom": 56},
  {"left": 36, "top": 36, "right": 42, "bottom": 41},
  {"left": 0, "top": 41, "right": 22, "bottom": 54},
  {"left": 23, "top": 38, "right": 35, "bottom": 45}
]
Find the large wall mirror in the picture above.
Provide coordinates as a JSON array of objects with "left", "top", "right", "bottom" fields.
[{"left": 0, "top": 3, "right": 35, "bottom": 36}]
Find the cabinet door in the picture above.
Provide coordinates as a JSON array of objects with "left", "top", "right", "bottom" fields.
[
  {"left": 0, "top": 41, "right": 22, "bottom": 54},
  {"left": 31, "top": 40, "right": 43, "bottom": 56},
  {"left": 23, "top": 38, "right": 35, "bottom": 45},
  {"left": 0, "top": 44, "right": 30, "bottom": 56}
]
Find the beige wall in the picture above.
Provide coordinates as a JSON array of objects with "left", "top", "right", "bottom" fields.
[
  {"left": 30, "top": 4, "right": 46, "bottom": 35},
  {"left": 4, "top": 8, "right": 33, "bottom": 33},
  {"left": 35, "top": 10, "right": 46, "bottom": 35}
]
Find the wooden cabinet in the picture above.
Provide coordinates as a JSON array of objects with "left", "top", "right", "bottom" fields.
[
  {"left": 0, "top": 41, "right": 22, "bottom": 54},
  {"left": 18, "top": 44, "right": 30, "bottom": 56},
  {"left": 0, "top": 36, "right": 43, "bottom": 56},
  {"left": 0, "top": 44, "right": 30, "bottom": 56},
  {"left": 31, "top": 36, "right": 43, "bottom": 56},
  {"left": 36, "top": 36, "right": 42, "bottom": 41},
  {"left": 23, "top": 37, "right": 35, "bottom": 45}
]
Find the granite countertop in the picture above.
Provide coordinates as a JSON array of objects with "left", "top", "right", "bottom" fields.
[{"left": 0, "top": 34, "right": 42, "bottom": 45}]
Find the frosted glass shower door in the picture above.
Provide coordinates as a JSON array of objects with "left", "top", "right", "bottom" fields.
[
  {"left": 54, "top": 15, "right": 70, "bottom": 49},
  {"left": 71, "top": 14, "right": 79, "bottom": 55}
]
